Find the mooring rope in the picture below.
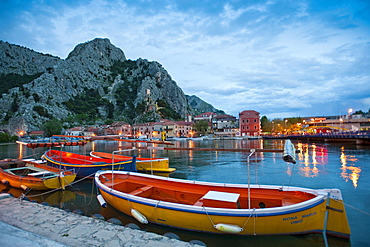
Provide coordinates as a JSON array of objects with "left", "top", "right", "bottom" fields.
[
  {"left": 203, "top": 206, "right": 256, "bottom": 233},
  {"left": 150, "top": 200, "right": 161, "bottom": 222},
  {"left": 86, "top": 178, "right": 96, "bottom": 205},
  {"left": 19, "top": 172, "right": 96, "bottom": 199},
  {"left": 334, "top": 198, "right": 370, "bottom": 216},
  {"left": 241, "top": 208, "right": 256, "bottom": 231},
  {"left": 203, "top": 206, "right": 215, "bottom": 227}
]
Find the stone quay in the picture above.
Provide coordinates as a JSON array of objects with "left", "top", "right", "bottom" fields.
[{"left": 0, "top": 194, "right": 202, "bottom": 246}]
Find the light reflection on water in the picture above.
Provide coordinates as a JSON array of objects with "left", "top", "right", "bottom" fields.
[
  {"left": 294, "top": 142, "right": 362, "bottom": 188},
  {"left": 340, "top": 147, "right": 361, "bottom": 189},
  {"left": 1, "top": 139, "right": 370, "bottom": 246},
  {"left": 297, "top": 143, "right": 322, "bottom": 178}
]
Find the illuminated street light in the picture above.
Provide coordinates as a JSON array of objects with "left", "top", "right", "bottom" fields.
[{"left": 348, "top": 108, "right": 353, "bottom": 120}]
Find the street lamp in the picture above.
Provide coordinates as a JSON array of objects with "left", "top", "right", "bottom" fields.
[
  {"left": 284, "top": 119, "right": 288, "bottom": 134},
  {"left": 348, "top": 108, "right": 353, "bottom": 120}
]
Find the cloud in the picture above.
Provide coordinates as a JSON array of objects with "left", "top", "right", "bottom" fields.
[{"left": 0, "top": 0, "right": 369, "bottom": 119}]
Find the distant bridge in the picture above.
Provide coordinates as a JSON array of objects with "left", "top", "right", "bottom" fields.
[{"left": 263, "top": 132, "right": 370, "bottom": 145}]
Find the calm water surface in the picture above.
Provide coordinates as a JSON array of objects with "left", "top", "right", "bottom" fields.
[{"left": 1, "top": 139, "right": 369, "bottom": 247}]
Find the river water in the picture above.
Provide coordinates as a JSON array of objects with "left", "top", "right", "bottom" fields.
[{"left": 1, "top": 139, "right": 369, "bottom": 247}]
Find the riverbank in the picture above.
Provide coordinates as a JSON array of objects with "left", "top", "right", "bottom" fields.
[{"left": 0, "top": 194, "right": 200, "bottom": 246}]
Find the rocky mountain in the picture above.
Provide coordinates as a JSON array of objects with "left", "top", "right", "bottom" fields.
[
  {"left": 0, "top": 38, "right": 223, "bottom": 135},
  {"left": 186, "top": 95, "right": 224, "bottom": 115}
]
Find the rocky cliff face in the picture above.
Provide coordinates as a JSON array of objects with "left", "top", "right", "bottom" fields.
[
  {"left": 0, "top": 38, "right": 222, "bottom": 135},
  {"left": 186, "top": 95, "right": 225, "bottom": 115}
]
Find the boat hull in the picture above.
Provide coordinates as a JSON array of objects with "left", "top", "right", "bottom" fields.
[
  {"left": 0, "top": 159, "right": 76, "bottom": 190},
  {"left": 90, "top": 151, "right": 175, "bottom": 173},
  {"left": 43, "top": 150, "right": 136, "bottom": 177},
  {"left": 95, "top": 171, "right": 350, "bottom": 238}
]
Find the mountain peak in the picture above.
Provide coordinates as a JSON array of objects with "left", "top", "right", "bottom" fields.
[
  {"left": 0, "top": 39, "right": 223, "bottom": 135},
  {"left": 67, "top": 38, "right": 126, "bottom": 62}
]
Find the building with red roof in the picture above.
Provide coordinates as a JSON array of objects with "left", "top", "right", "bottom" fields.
[{"left": 239, "top": 110, "right": 261, "bottom": 137}]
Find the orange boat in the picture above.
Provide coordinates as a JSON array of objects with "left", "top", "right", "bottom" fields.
[
  {"left": 43, "top": 150, "right": 136, "bottom": 178},
  {"left": 90, "top": 151, "right": 175, "bottom": 173},
  {"left": 95, "top": 170, "right": 350, "bottom": 238},
  {"left": 94, "top": 140, "right": 350, "bottom": 238},
  {"left": 0, "top": 159, "right": 76, "bottom": 190}
]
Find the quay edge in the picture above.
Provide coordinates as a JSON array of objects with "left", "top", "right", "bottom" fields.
[{"left": 0, "top": 194, "right": 202, "bottom": 247}]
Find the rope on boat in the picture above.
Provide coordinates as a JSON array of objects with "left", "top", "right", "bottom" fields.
[
  {"left": 241, "top": 208, "right": 256, "bottom": 230},
  {"left": 150, "top": 200, "right": 161, "bottom": 222},
  {"left": 19, "top": 172, "right": 96, "bottom": 200},
  {"left": 203, "top": 206, "right": 257, "bottom": 234},
  {"left": 335, "top": 199, "right": 370, "bottom": 216},
  {"left": 323, "top": 192, "right": 331, "bottom": 247},
  {"left": 203, "top": 206, "right": 216, "bottom": 227},
  {"left": 86, "top": 177, "right": 96, "bottom": 205}
]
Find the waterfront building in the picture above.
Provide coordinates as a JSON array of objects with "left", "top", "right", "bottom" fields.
[
  {"left": 239, "top": 110, "right": 261, "bottom": 137},
  {"left": 212, "top": 114, "right": 239, "bottom": 137},
  {"left": 132, "top": 119, "right": 193, "bottom": 138},
  {"left": 174, "top": 121, "right": 194, "bottom": 137},
  {"left": 84, "top": 126, "right": 102, "bottom": 137},
  {"left": 304, "top": 115, "right": 370, "bottom": 132},
  {"left": 106, "top": 121, "right": 132, "bottom": 136},
  {"left": 132, "top": 122, "right": 153, "bottom": 138},
  {"left": 28, "top": 130, "right": 46, "bottom": 138},
  {"left": 193, "top": 112, "right": 218, "bottom": 123},
  {"left": 65, "top": 126, "right": 84, "bottom": 136}
]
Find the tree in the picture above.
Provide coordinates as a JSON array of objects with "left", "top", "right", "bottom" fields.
[
  {"left": 105, "top": 119, "right": 114, "bottom": 125},
  {"left": 193, "top": 120, "right": 210, "bottom": 135},
  {"left": 0, "top": 133, "right": 11, "bottom": 143},
  {"left": 42, "top": 118, "right": 62, "bottom": 137},
  {"left": 261, "top": 116, "right": 272, "bottom": 132},
  {"left": 0, "top": 133, "right": 18, "bottom": 143}
]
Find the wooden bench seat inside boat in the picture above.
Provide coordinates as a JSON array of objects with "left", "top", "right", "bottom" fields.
[
  {"left": 193, "top": 192, "right": 284, "bottom": 209},
  {"left": 103, "top": 180, "right": 127, "bottom": 188},
  {"left": 4, "top": 167, "right": 28, "bottom": 174},
  {"left": 28, "top": 171, "right": 53, "bottom": 177},
  {"left": 124, "top": 183, "right": 203, "bottom": 204},
  {"left": 194, "top": 191, "right": 241, "bottom": 209},
  {"left": 129, "top": 185, "right": 153, "bottom": 197}
]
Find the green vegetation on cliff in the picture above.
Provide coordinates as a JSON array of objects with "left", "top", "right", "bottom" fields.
[{"left": 0, "top": 73, "right": 42, "bottom": 96}]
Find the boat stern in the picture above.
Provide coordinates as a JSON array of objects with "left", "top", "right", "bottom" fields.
[{"left": 321, "top": 189, "right": 351, "bottom": 239}]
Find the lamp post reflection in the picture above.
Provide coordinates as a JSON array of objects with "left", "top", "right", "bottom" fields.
[
  {"left": 295, "top": 143, "right": 362, "bottom": 188},
  {"left": 340, "top": 146, "right": 361, "bottom": 188},
  {"left": 296, "top": 143, "right": 320, "bottom": 178}
]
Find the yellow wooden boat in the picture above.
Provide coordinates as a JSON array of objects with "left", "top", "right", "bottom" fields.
[
  {"left": 0, "top": 159, "right": 76, "bottom": 191},
  {"left": 95, "top": 170, "right": 350, "bottom": 238},
  {"left": 94, "top": 141, "right": 350, "bottom": 238},
  {"left": 90, "top": 151, "right": 175, "bottom": 173}
]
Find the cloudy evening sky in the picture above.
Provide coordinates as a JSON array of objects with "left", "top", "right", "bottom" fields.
[{"left": 1, "top": 0, "right": 369, "bottom": 119}]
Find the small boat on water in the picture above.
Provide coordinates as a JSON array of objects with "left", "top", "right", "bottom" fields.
[
  {"left": 90, "top": 151, "right": 175, "bottom": 173},
  {"left": 0, "top": 159, "right": 76, "bottom": 190},
  {"left": 16, "top": 140, "right": 88, "bottom": 148},
  {"left": 94, "top": 140, "right": 350, "bottom": 239},
  {"left": 42, "top": 150, "right": 137, "bottom": 178}
]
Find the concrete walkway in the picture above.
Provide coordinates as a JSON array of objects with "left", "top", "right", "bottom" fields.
[{"left": 0, "top": 194, "right": 200, "bottom": 246}]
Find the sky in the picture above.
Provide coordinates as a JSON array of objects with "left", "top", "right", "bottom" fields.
[{"left": 1, "top": 0, "right": 369, "bottom": 119}]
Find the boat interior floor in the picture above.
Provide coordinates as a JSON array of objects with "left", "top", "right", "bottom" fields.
[
  {"left": 4, "top": 164, "right": 59, "bottom": 178},
  {"left": 101, "top": 177, "right": 315, "bottom": 209}
]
